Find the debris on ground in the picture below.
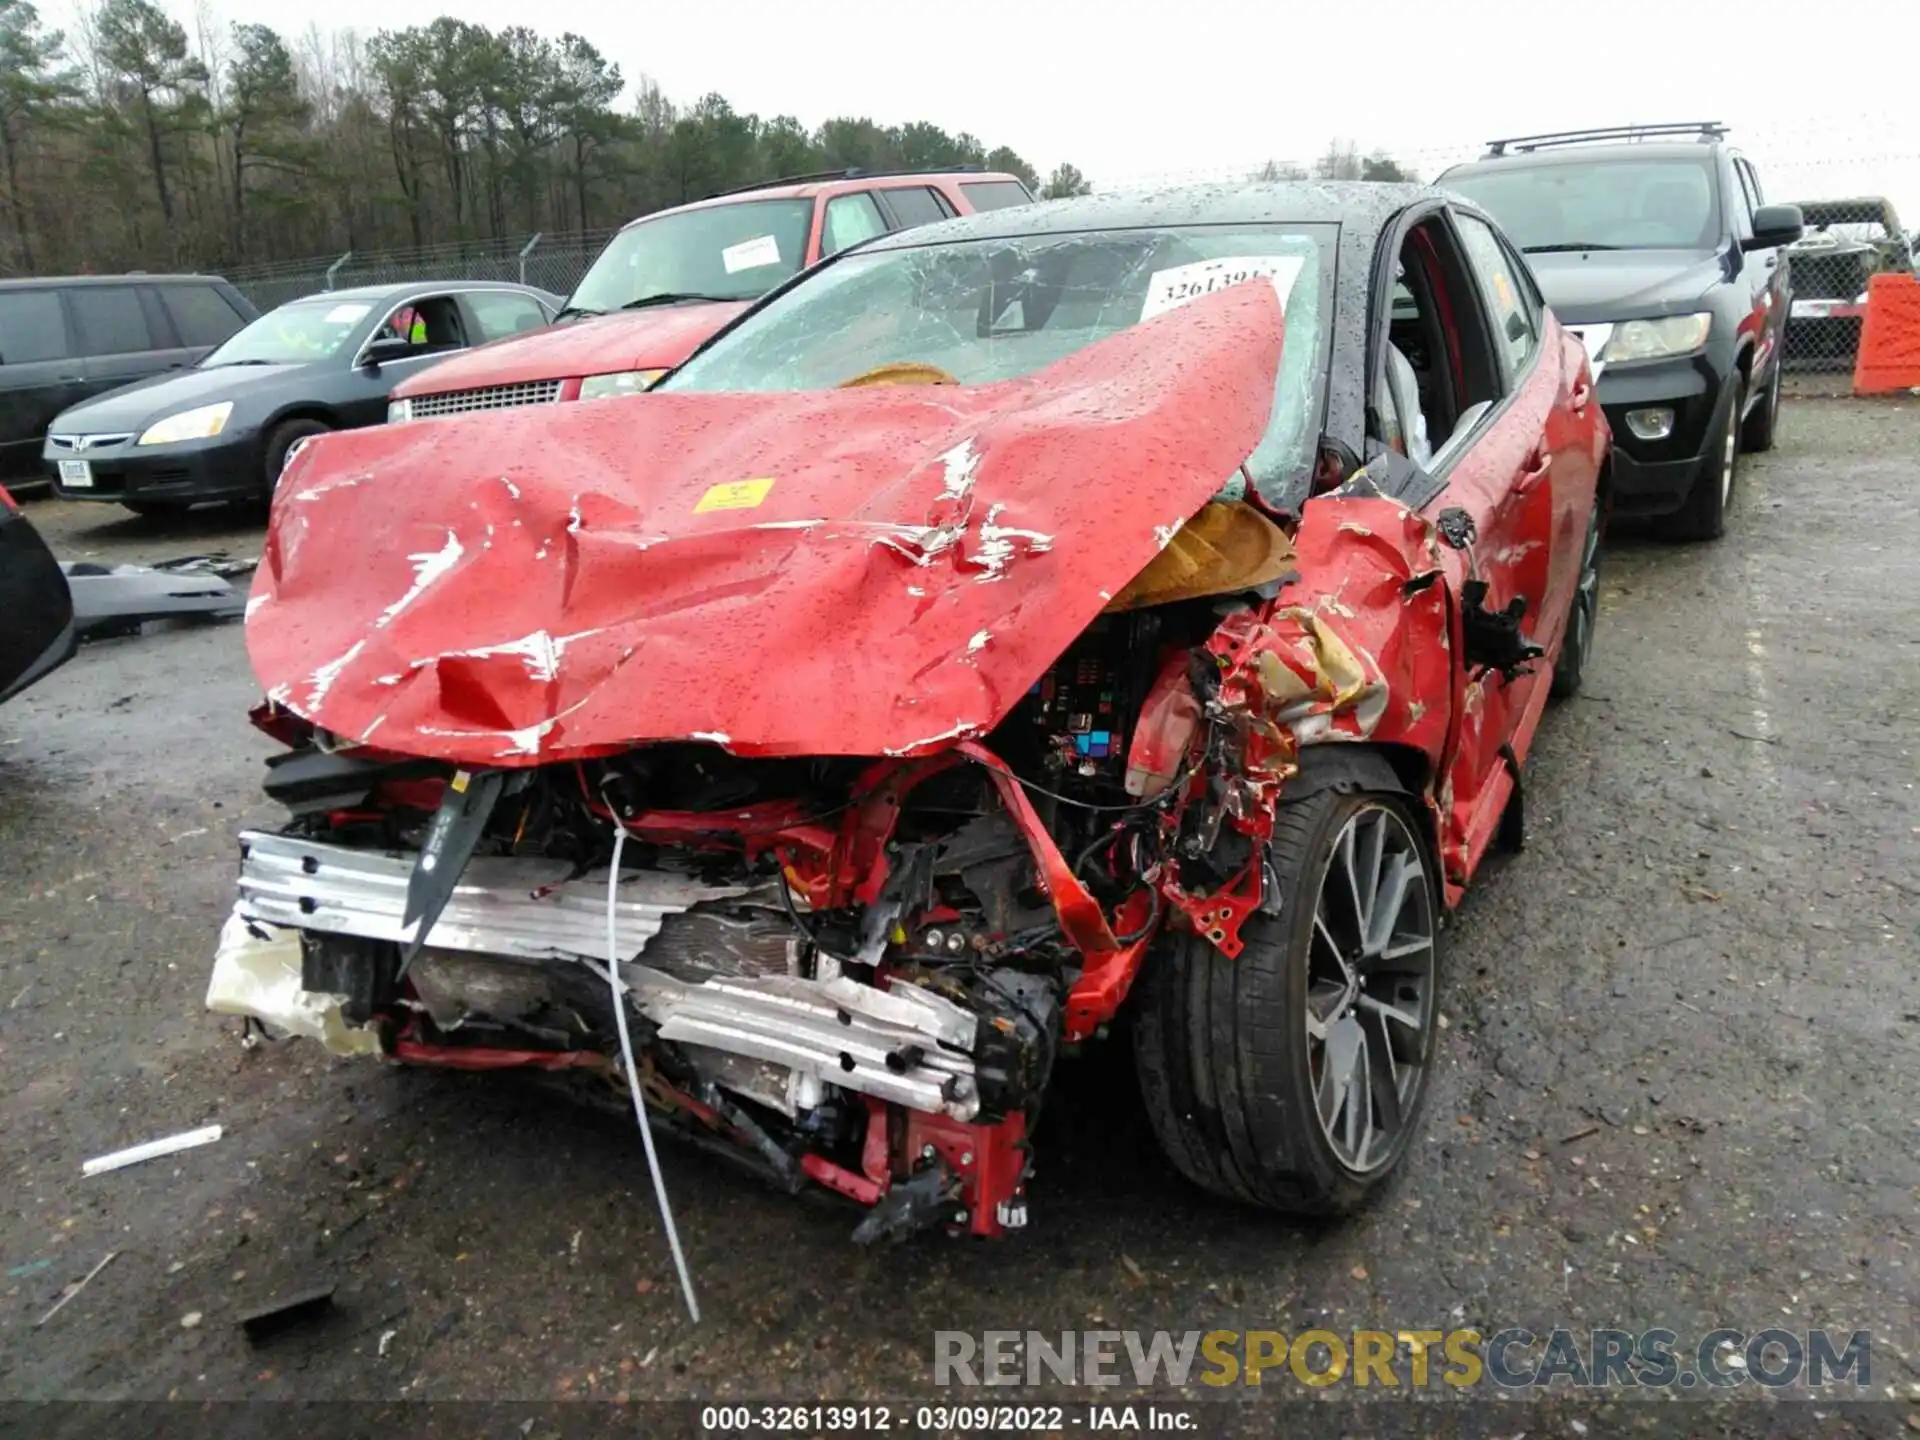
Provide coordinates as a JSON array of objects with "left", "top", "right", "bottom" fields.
[
  {"left": 34, "top": 1251, "right": 117, "bottom": 1327},
  {"left": 59, "top": 559, "right": 248, "bottom": 641},
  {"left": 82, "top": 1124, "right": 223, "bottom": 1177},
  {"left": 238, "top": 1283, "right": 337, "bottom": 1342},
  {"left": 1560, "top": 1125, "right": 1602, "bottom": 1145}
]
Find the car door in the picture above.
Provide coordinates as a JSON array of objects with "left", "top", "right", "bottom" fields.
[
  {"left": 1454, "top": 210, "right": 1600, "bottom": 657},
  {"left": 334, "top": 293, "right": 474, "bottom": 427},
  {"left": 1734, "top": 156, "right": 1789, "bottom": 385},
  {"left": 1389, "top": 208, "right": 1559, "bottom": 875},
  {"left": 0, "top": 287, "right": 86, "bottom": 479},
  {"left": 67, "top": 284, "right": 184, "bottom": 401}
]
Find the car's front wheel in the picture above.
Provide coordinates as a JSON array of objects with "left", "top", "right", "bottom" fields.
[
  {"left": 263, "top": 419, "right": 331, "bottom": 502},
  {"left": 1664, "top": 376, "right": 1743, "bottom": 543},
  {"left": 1133, "top": 784, "right": 1441, "bottom": 1216}
]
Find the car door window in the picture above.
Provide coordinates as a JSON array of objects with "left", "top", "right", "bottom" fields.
[
  {"left": 68, "top": 286, "right": 152, "bottom": 357},
  {"left": 162, "top": 284, "right": 249, "bottom": 348},
  {"left": 1384, "top": 214, "right": 1506, "bottom": 464},
  {"left": 821, "top": 192, "right": 889, "bottom": 257},
  {"left": 466, "top": 291, "right": 552, "bottom": 342},
  {"left": 1455, "top": 213, "right": 1537, "bottom": 382},
  {"left": 0, "top": 290, "right": 71, "bottom": 364},
  {"left": 959, "top": 180, "right": 1034, "bottom": 213},
  {"left": 371, "top": 296, "right": 465, "bottom": 355},
  {"left": 1736, "top": 159, "right": 1764, "bottom": 211},
  {"left": 878, "top": 186, "right": 951, "bottom": 230}
]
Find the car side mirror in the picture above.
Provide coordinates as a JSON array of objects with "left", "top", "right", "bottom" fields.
[
  {"left": 1746, "top": 204, "right": 1804, "bottom": 251},
  {"left": 360, "top": 335, "right": 414, "bottom": 369}
]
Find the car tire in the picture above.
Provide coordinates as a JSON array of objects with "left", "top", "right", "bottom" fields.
[
  {"left": 1132, "top": 786, "right": 1441, "bottom": 1217},
  {"left": 263, "top": 419, "right": 330, "bottom": 501},
  {"left": 1551, "top": 497, "right": 1602, "bottom": 699},
  {"left": 1664, "top": 376, "right": 1743, "bottom": 543},
  {"left": 1740, "top": 353, "right": 1781, "bottom": 453}
]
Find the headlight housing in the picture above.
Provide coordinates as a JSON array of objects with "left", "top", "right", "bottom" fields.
[
  {"left": 137, "top": 401, "right": 234, "bottom": 446},
  {"left": 1600, "top": 313, "right": 1713, "bottom": 365},
  {"left": 387, "top": 397, "right": 414, "bottom": 424},
  {"left": 578, "top": 369, "right": 667, "bottom": 400}
]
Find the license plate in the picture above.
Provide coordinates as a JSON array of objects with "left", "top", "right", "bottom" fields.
[{"left": 58, "top": 459, "right": 93, "bottom": 488}]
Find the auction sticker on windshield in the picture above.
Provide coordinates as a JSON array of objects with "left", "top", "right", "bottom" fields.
[
  {"left": 1141, "top": 255, "right": 1303, "bottom": 321},
  {"left": 722, "top": 235, "right": 782, "bottom": 274},
  {"left": 323, "top": 304, "right": 371, "bottom": 325}
]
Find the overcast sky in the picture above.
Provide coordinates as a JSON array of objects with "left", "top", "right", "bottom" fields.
[{"left": 123, "top": 0, "right": 1920, "bottom": 219}]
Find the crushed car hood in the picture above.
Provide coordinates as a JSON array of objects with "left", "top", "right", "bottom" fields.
[
  {"left": 249, "top": 283, "right": 1284, "bottom": 765},
  {"left": 390, "top": 304, "right": 750, "bottom": 398}
]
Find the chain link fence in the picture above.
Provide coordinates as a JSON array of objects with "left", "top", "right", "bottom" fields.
[
  {"left": 227, "top": 227, "right": 622, "bottom": 311},
  {"left": 1778, "top": 195, "right": 1916, "bottom": 378}
]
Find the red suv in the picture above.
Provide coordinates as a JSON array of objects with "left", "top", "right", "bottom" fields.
[{"left": 386, "top": 169, "right": 1033, "bottom": 423}]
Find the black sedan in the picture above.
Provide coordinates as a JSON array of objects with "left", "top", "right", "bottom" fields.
[
  {"left": 0, "top": 484, "right": 75, "bottom": 704},
  {"left": 41, "top": 281, "right": 561, "bottom": 516}
]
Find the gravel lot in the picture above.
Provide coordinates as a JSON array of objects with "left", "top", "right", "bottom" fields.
[{"left": 1, "top": 398, "right": 1915, "bottom": 1420}]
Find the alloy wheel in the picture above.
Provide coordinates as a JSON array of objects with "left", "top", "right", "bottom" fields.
[{"left": 1304, "top": 805, "right": 1438, "bottom": 1173}]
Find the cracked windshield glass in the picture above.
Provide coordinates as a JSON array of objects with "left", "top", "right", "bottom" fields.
[{"left": 664, "top": 223, "right": 1334, "bottom": 504}]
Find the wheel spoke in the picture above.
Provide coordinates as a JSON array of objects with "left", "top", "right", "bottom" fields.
[
  {"left": 1357, "top": 992, "right": 1422, "bottom": 1033},
  {"left": 1344, "top": 1023, "right": 1370, "bottom": 1161},
  {"left": 1357, "top": 812, "right": 1385, "bottom": 934},
  {"left": 1364, "top": 852, "right": 1417, "bottom": 956}
]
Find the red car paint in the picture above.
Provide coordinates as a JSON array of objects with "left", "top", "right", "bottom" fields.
[
  {"left": 395, "top": 303, "right": 750, "bottom": 398},
  {"left": 251, "top": 283, "right": 1285, "bottom": 766},
  {"left": 391, "top": 171, "right": 1027, "bottom": 409},
  {"left": 238, "top": 210, "right": 1608, "bottom": 1240}
]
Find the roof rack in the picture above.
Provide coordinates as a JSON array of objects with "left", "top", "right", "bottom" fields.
[
  {"left": 1484, "top": 122, "right": 1727, "bottom": 157},
  {"left": 711, "top": 164, "right": 985, "bottom": 198}
]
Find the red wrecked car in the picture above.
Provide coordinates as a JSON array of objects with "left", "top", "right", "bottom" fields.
[
  {"left": 214, "top": 183, "right": 1608, "bottom": 1258},
  {"left": 385, "top": 168, "right": 1034, "bottom": 423}
]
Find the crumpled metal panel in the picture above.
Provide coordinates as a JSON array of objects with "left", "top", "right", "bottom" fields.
[
  {"left": 247, "top": 284, "right": 1284, "bottom": 766},
  {"left": 235, "top": 829, "right": 750, "bottom": 961}
]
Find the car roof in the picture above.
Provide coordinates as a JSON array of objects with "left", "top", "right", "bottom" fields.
[
  {"left": 856, "top": 180, "right": 1431, "bottom": 252},
  {"left": 0, "top": 273, "right": 231, "bottom": 289},
  {"left": 278, "top": 279, "right": 551, "bottom": 305},
  {"left": 1442, "top": 141, "right": 1726, "bottom": 180},
  {"left": 622, "top": 171, "right": 1029, "bottom": 227}
]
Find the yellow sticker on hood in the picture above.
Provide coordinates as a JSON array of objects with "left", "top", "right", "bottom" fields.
[{"left": 694, "top": 478, "right": 775, "bottom": 513}]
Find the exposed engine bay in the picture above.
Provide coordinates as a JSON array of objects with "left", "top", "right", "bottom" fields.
[{"left": 219, "top": 587, "right": 1281, "bottom": 1247}]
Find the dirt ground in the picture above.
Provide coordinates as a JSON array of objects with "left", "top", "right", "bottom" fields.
[{"left": 1, "top": 399, "right": 1915, "bottom": 1422}]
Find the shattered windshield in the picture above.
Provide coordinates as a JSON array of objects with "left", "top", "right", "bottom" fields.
[
  {"left": 662, "top": 223, "right": 1335, "bottom": 506},
  {"left": 566, "top": 199, "right": 815, "bottom": 313},
  {"left": 1445, "top": 157, "right": 1721, "bottom": 252}
]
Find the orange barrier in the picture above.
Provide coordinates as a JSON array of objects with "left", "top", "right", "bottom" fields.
[{"left": 1852, "top": 270, "right": 1920, "bottom": 395}]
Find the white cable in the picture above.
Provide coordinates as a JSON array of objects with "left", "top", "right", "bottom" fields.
[{"left": 604, "top": 824, "right": 701, "bottom": 1323}]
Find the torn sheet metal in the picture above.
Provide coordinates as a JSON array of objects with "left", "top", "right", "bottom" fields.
[
  {"left": 248, "top": 284, "right": 1285, "bottom": 765},
  {"left": 1210, "top": 493, "right": 1452, "bottom": 760},
  {"left": 61, "top": 561, "right": 244, "bottom": 639},
  {"left": 206, "top": 910, "right": 381, "bottom": 1057}
]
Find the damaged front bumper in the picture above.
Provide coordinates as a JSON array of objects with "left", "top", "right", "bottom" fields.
[{"left": 223, "top": 830, "right": 985, "bottom": 1122}]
